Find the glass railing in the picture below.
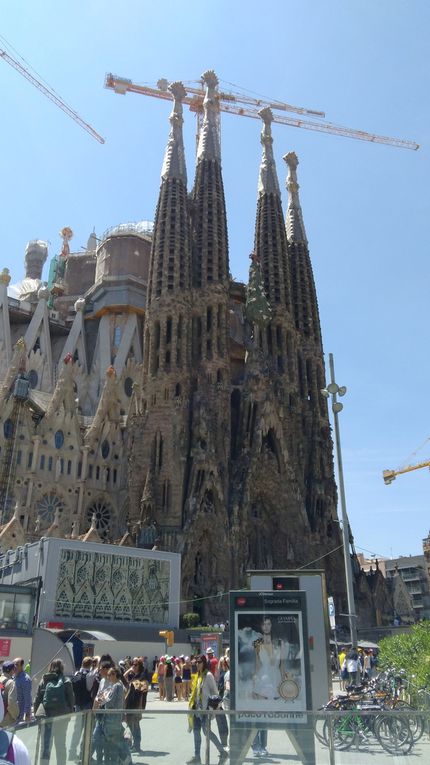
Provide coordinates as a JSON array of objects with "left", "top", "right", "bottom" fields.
[{"left": 6, "top": 707, "right": 430, "bottom": 764}]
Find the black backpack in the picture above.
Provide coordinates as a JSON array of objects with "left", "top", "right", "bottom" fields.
[{"left": 71, "top": 670, "right": 92, "bottom": 707}]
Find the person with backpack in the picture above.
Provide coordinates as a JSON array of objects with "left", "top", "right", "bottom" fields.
[
  {"left": 0, "top": 662, "right": 19, "bottom": 729},
  {"left": 33, "top": 659, "right": 74, "bottom": 762},
  {"left": 0, "top": 693, "right": 31, "bottom": 764},
  {"left": 68, "top": 656, "right": 94, "bottom": 761}
]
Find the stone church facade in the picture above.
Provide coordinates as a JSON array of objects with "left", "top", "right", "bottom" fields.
[{"left": 1, "top": 70, "right": 393, "bottom": 627}]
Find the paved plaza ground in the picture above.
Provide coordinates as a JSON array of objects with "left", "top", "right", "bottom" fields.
[{"left": 13, "top": 689, "right": 430, "bottom": 764}]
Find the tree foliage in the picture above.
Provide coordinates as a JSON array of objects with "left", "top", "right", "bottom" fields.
[
  {"left": 378, "top": 622, "right": 430, "bottom": 702},
  {"left": 180, "top": 612, "right": 200, "bottom": 628}
]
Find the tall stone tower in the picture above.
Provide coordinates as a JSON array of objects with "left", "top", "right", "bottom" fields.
[{"left": 128, "top": 75, "right": 346, "bottom": 622}]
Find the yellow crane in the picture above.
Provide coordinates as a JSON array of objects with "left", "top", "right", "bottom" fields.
[
  {"left": 383, "top": 459, "right": 430, "bottom": 485},
  {"left": 104, "top": 72, "right": 419, "bottom": 151},
  {"left": 1, "top": 45, "right": 105, "bottom": 143}
]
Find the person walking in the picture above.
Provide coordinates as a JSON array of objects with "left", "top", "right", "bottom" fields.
[
  {"left": 123, "top": 657, "right": 148, "bottom": 754},
  {"left": 187, "top": 654, "right": 228, "bottom": 765},
  {"left": 91, "top": 661, "right": 114, "bottom": 763},
  {"left": 157, "top": 656, "right": 166, "bottom": 700},
  {"left": 0, "top": 661, "right": 19, "bottom": 728},
  {"left": 182, "top": 657, "right": 192, "bottom": 701},
  {"left": 174, "top": 660, "right": 183, "bottom": 700},
  {"left": 346, "top": 647, "right": 360, "bottom": 686},
  {"left": 95, "top": 667, "right": 132, "bottom": 765},
  {"left": 33, "top": 659, "right": 74, "bottom": 762},
  {"left": 251, "top": 729, "right": 269, "bottom": 757},
  {"left": 13, "top": 658, "right": 32, "bottom": 723},
  {"left": 68, "top": 655, "right": 95, "bottom": 761},
  {"left": 164, "top": 657, "right": 174, "bottom": 702}
]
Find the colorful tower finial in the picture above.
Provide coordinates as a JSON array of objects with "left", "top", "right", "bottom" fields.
[{"left": 60, "top": 227, "right": 73, "bottom": 259}]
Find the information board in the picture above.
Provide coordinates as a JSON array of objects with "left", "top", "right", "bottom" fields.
[{"left": 230, "top": 590, "right": 311, "bottom": 724}]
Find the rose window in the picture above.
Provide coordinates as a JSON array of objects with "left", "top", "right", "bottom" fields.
[
  {"left": 86, "top": 501, "right": 111, "bottom": 538},
  {"left": 36, "top": 494, "right": 64, "bottom": 528}
]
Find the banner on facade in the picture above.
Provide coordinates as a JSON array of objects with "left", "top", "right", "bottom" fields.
[{"left": 230, "top": 590, "right": 311, "bottom": 724}]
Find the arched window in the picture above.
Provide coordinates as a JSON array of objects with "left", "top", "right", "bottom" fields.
[
  {"left": 54, "top": 430, "right": 64, "bottom": 449},
  {"left": 3, "top": 419, "right": 14, "bottom": 439},
  {"left": 113, "top": 326, "right": 121, "bottom": 346}
]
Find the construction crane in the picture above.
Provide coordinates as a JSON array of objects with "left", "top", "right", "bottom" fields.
[
  {"left": 104, "top": 73, "right": 419, "bottom": 151},
  {"left": 1, "top": 47, "right": 105, "bottom": 144},
  {"left": 383, "top": 459, "right": 430, "bottom": 485}
]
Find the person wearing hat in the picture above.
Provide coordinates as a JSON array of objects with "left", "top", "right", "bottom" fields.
[
  {"left": 205, "top": 648, "right": 219, "bottom": 680},
  {"left": 0, "top": 692, "right": 31, "bottom": 764},
  {"left": 0, "top": 661, "right": 19, "bottom": 728}
]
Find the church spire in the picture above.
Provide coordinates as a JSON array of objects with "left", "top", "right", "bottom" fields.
[
  {"left": 284, "top": 151, "right": 308, "bottom": 244},
  {"left": 254, "top": 109, "right": 290, "bottom": 311},
  {"left": 161, "top": 81, "right": 187, "bottom": 183},
  {"left": 192, "top": 69, "right": 229, "bottom": 287},
  {"left": 196, "top": 70, "right": 221, "bottom": 162},
  {"left": 258, "top": 108, "right": 280, "bottom": 197},
  {"left": 284, "top": 152, "right": 321, "bottom": 344},
  {"left": 147, "top": 80, "right": 191, "bottom": 306}
]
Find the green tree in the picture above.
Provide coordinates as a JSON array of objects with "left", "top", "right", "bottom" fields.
[{"left": 378, "top": 621, "right": 430, "bottom": 703}]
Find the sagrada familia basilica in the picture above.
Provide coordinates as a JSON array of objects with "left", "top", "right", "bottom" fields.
[{"left": 0, "top": 71, "right": 399, "bottom": 626}]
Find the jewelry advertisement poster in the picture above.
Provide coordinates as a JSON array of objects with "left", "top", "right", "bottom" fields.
[{"left": 230, "top": 590, "right": 310, "bottom": 724}]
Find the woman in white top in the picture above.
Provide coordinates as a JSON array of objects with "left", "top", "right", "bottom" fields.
[{"left": 187, "top": 655, "right": 228, "bottom": 765}]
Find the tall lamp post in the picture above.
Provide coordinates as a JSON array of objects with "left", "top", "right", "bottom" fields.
[{"left": 321, "top": 353, "right": 357, "bottom": 646}]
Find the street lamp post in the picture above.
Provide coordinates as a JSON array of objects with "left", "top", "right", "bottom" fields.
[{"left": 321, "top": 353, "right": 358, "bottom": 646}]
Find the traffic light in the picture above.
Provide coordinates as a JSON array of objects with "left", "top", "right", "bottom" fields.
[{"left": 159, "top": 629, "right": 174, "bottom": 647}]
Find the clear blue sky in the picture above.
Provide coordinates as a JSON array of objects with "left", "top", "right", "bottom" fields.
[{"left": 1, "top": 1, "right": 430, "bottom": 561}]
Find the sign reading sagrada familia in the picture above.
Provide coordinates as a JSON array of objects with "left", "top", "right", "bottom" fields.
[{"left": 0, "top": 70, "right": 352, "bottom": 624}]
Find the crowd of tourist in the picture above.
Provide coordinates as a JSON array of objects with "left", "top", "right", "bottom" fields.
[
  {"left": 334, "top": 645, "right": 378, "bottom": 689},
  {"left": 0, "top": 648, "right": 233, "bottom": 764}
]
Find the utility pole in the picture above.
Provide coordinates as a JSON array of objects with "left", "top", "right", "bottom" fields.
[{"left": 321, "top": 354, "right": 357, "bottom": 645}]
